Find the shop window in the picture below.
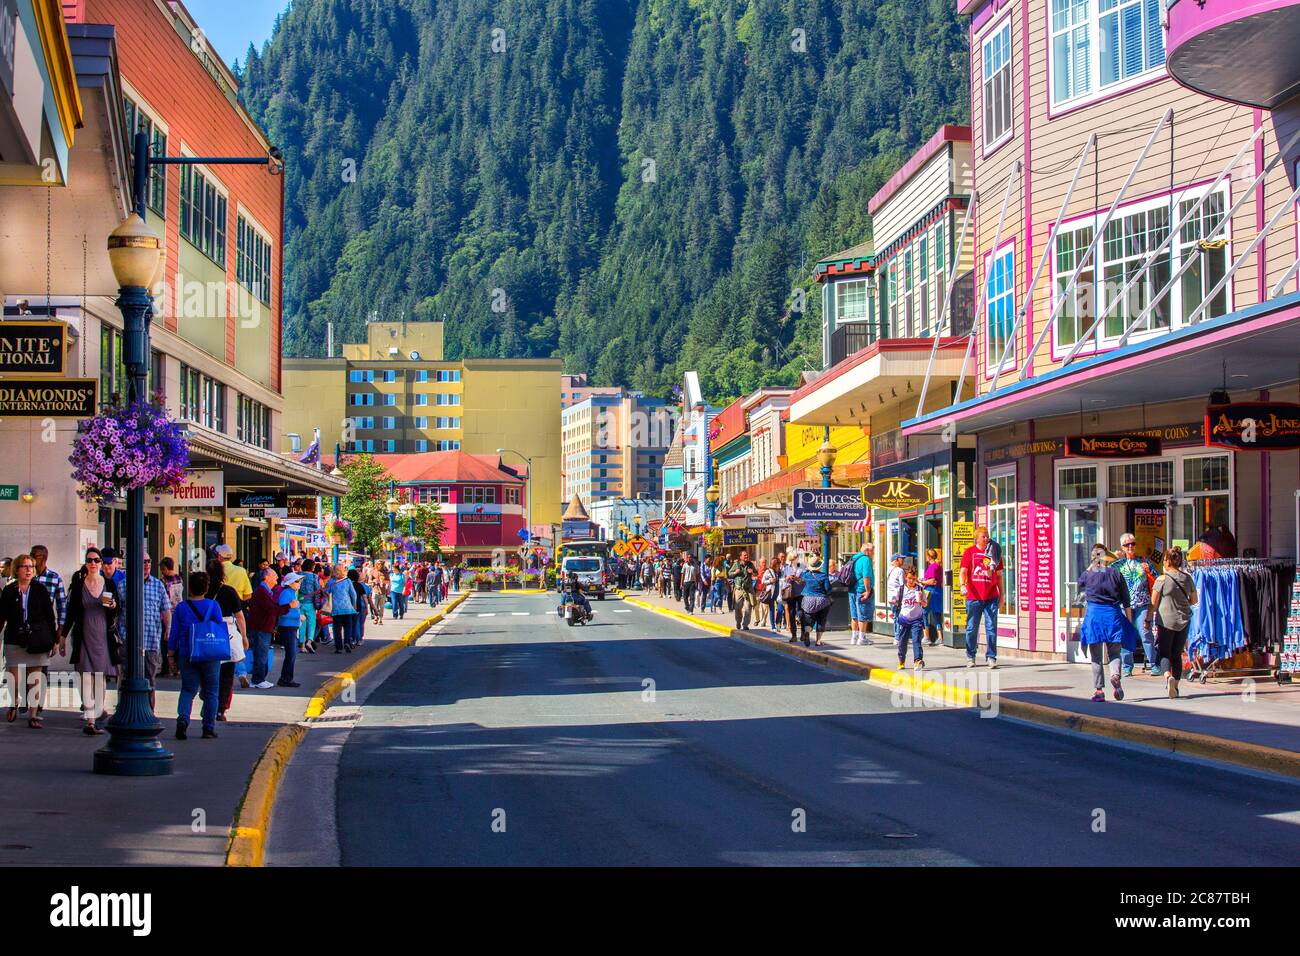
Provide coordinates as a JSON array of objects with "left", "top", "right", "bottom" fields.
[
  {"left": 982, "top": 19, "right": 1013, "bottom": 149},
  {"left": 1102, "top": 204, "right": 1171, "bottom": 336},
  {"left": 987, "top": 472, "right": 1017, "bottom": 615},
  {"left": 1053, "top": 224, "right": 1095, "bottom": 348},
  {"left": 1107, "top": 459, "right": 1173, "bottom": 498},
  {"left": 1058, "top": 465, "right": 1098, "bottom": 500},
  {"left": 835, "top": 279, "right": 870, "bottom": 323},
  {"left": 1178, "top": 192, "right": 1229, "bottom": 323},
  {"left": 985, "top": 246, "right": 1015, "bottom": 369},
  {"left": 1183, "top": 455, "right": 1229, "bottom": 493}
]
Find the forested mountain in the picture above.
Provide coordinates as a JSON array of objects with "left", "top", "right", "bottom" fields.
[{"left": 239, "top": 0, "right": 968, "bottom": 403}]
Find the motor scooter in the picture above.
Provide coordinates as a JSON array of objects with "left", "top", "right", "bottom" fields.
[{"left": 557, "top": 589, "right": 594, "bottom": 626}]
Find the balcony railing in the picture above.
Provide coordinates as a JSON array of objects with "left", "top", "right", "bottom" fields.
[{"left": 829, "top": 321, "right": 878, "bottom": 367}]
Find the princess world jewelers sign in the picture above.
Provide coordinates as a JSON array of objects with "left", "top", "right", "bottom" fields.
[{"left": 792, "top": 487, "right": 867, "bottom": 521}]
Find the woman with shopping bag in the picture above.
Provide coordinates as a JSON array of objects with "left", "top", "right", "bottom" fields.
[{"left": 206, "top": 558, "right": 248, "bottom": 723}]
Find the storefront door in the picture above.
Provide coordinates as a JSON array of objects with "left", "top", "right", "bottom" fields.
[{"left": 1058, "top": 502, "right": 1099, "bottom": 656}]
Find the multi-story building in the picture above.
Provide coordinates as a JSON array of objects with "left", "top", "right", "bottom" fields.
[
  {"left": 900, "top": 0, "right": 1300, "bottom": 661},
  {"left": 281, "top": 320, "right": 563, "bottom": 527},
  {"left": 0, "top": 0, "right": 342, "bottom": 576},
  {"left": 376, "top": 451, "right": 528, "bottom": 566},
  {"left": 788, "top": 125, "right": 978, "bottom": 636},
  {"left": 560, "top": 373, "right": 621, "bottom": 411},
  {"left": 561, "top": 390, "right": 669, "bottom": 507}
]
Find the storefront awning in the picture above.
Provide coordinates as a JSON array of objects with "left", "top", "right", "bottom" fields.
[
  {"left": 903, "top": 293, "right": 1300, "bottom": 437},
  {"left": 731, "top": 457, "right": 872, "bottom": 509},
  {"left": 183, "top": 427, "right": 349, "bottom": 497}
]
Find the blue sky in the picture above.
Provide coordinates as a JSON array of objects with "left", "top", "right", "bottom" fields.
[{"left": 185, "top": 0, "right": 290, "bottom": 68}]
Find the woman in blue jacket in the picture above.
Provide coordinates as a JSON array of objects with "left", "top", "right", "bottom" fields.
[
  {"left": 1077, "top": 544, "right": 1140, "bottom": 702},
  {"left": 324, "top": 565, "right": 358, "bottom": 654},
  {"left": 798, "top": 557, "right": 834, "bottom": 648}
]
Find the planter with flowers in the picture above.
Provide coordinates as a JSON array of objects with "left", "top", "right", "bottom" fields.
[
  {"left": 813, "top": 521, "right": 840, "bottom": 538},
  {"left": 324, "top": 516, "right": 354, "bottom": 546},
  {"left": 69, "top": 399, "right": 189, "bottom": 503}
]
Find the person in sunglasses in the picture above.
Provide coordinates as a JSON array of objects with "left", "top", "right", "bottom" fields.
[{"left": 64, "top": 548, "right": 123, "bottom": 735}]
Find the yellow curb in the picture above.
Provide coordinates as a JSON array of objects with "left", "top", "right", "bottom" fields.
[
  {"left": 225, "top": 592, "right": 469, "bottom": 867},
  {"left": 995, "top": 697, "right": 1300, "bottom": 780},
  {"left": 621, "top": 594, "right": 1300, "bottom": 778}
]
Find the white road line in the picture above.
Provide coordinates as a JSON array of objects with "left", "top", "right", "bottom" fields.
[
  {"left": 511, "top": 612, "right": 530, "bottom": 616},
  {"left": 477, "top": 612, "right": 497, "bottom": 617},
  {"left": 614, "top": 610, "right": 632, "bottom": 613}
]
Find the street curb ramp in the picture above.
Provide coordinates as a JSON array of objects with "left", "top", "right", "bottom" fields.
[
  {"left": 224, "top": 592, "right": 469, "bottom": 867},
  {"left": 619, "top": 592, "right": 1300, "bottom": 780}
]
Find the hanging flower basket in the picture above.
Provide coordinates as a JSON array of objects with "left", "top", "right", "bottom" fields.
[
  {"left": 702, "top": 528, "right": 724, "bottom": 554},
  {"left": 69, "top": 400, "right": 189, "bottom": 503},
  {"left": 379, "top": 530, "right": 405, "bottom": 549},
  {"left": 324, "top": 516, "right": 353, "bottom": 545},
  {"left": 814, "top": 521, "right": 840, "bottom": 537},
  {"left": 404, "top": 537, "right": 425, "bottom": 553}
]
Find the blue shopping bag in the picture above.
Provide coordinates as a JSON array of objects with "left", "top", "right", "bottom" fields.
[{"left": 184, "top": 600, "right": 230, "bottom": 663}]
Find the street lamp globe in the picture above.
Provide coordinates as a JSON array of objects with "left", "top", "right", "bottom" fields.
[
  {"left": 816, "top": 442, "right": 838, "bottom": 470},
  {"left": 705, "top": 484, "right": 720, "bottom": 504},
  {"left": 107, "top": 213, "right": 161, "bottom": 288},
  {"left": 399, "top": 501, "right": 415, "bottom": 519},
  {"left": 386, "top": 495, "right": 400, "bottom": 515}
]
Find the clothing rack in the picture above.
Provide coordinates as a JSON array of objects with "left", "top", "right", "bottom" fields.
[{"left": 1185, "top": 557, "right": 1296, "bottom": 684}]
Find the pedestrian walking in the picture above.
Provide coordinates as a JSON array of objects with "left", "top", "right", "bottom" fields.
[
  {"left": 167, "top": 572, "right": 224, "bottom": 739},
  {"left": 215, "top": 543, "right": 252, "bottom": 603},
  {"left": 297, "top": 559, "right": 319, "bottom": 652},
  {"left": 324, "top": 565, "right": 358, "bottom": 653},
  {"left": 1114, "top": 533, "right": 1158, "bottom": 676},
  {"left": 246, "top": 567, "right": 280, "bottom": 690},
  {"left": 920, "top": 547, "right": 944, "bottom": 646},
  {"left": 29, "top": 544, "right": 65, "bottom": 711},
  {"left": 760, "top": 558, "right": 781, "bottom": 630},
  {"left": 886, "top": 553, "right": 906, "bottom": 645},
  {"left": 130, "top": 554, "right": 172, "bottom": 710},
  {"left": 391, "top": 565, "right": 408, "bottom": 620},
  {"left": 1077, "top": 544, "right": 1139, "bottom": 702},
  {"left": 1151, "top": 546, "right": 1197, "bottom": 699},
  {"left": 895, "top": 565, "right": 928, "bottom": 669},
  {"left": 275, "top": 572, "right": 304, "bottom": 688},
  {"left": 729, "top": 551, "right": 757, "bottom": 630},
  {"left": 205, "top": 558, "right": 247, "bottom": 722},
  {"left": 65, "top": 548, "right": 121, "bottom": 735},
  {"left": 781, "top": 561, "right": 805, "bottom": 643},
  {"left": 681, "top": 555, "right": 698, "bottom": 613},
  {"left": 959, "top": 527, "right": 1002, "bottom": 668},
  {"left": 799, "top": 557, "right": 833, "bottom": 647},
  {"left": 350, "top": 568, "right": 369, "bottom": 643},
  {"left": 1, "top": 554, "right": 59, "bottom": 728},
  {"left": 847, "top": 543, "right": 875, "bottom": 645}
]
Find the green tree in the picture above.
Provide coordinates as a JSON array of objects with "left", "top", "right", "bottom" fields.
[
  {"left": 339, "top": 454, "right": 391, "bottom": 554},
  {"left": 412, "top": 503, "right": 447, "bottom": 554}
]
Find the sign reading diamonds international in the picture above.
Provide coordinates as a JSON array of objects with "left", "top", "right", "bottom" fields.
[
  {"left": 792, "top": 487, "right": 868, "bottom": 521},
  {"left": 1205, "top": 402, "right": 1300, "bottom": 451},
  {"left": 0, "top": 321, "right": 68, "bottom": 375},
  {"left": 0, "top": 379, "right": 96, "bottom": 417}
]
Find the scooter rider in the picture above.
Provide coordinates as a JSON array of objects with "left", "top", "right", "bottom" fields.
[{"left": 566, "top": 572, "right": 592, "bottom": 620}]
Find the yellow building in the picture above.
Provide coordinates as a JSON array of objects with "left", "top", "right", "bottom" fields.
[{"left": 281, "top": 321, "right": 563, "bottom": 526}]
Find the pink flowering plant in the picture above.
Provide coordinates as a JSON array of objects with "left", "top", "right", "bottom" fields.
[{"left": 69, "top": 400, "right": 189, "bottom": 503}]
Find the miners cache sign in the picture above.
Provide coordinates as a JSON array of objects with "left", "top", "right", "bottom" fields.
[
  {"left": 0, "top": 379, "right": 97, "bottom": 417},
  {"left": 1065, "top": 434, "right": 1162, "bottom": 458},
  {"left": 1206, "top": 402, "right": 1300, "bottom": 451},
  {"left": 0, "top": 321, "right": 68, "bottom": 375}
]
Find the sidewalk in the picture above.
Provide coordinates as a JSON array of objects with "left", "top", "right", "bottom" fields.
[
  {"left": 0, "top": 595, "right": 457, "bottom": 866},
  {"left": 623, "top": 588, "right": 1300, "bottom": 765}
]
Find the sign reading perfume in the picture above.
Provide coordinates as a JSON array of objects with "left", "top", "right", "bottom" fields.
[
  {"left": 0, "top": 321, "right": 67, "bottom": 375},
  {"left": 1205, "top": 402, "right": 1300, "bottom": 451},
  {"left": 153, "top": 469, "right": 224, "bottom": 508},
  {"left": 791, "top": 487, "right": 868, "bottom": 521}
]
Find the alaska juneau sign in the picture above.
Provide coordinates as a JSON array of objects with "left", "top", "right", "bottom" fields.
[
  {"left": 859, "top": 478, "right": 932, "bottom": 512},
  {"left": 1205, "top": 403, "right": 1300, "bottom": 451},
  {"left": 792, "top": 487, "right": 868, "bottom": 521}
]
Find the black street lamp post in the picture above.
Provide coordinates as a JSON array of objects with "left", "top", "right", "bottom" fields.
[{"left": 94, "top": 131, "right": 281, "bottom": 776}]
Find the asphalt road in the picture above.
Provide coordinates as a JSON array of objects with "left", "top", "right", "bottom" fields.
[{"left": 321, "top": 592, "right": 1300, "bottom": 866}]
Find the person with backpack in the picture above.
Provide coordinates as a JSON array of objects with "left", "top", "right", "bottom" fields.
[
  {"left": 167, "top": 571, "right": 227, "bottom": 739},
  {"left": 842, "top": 543, "right": 876, "bottom": 646},
  {"left": 1151, "top": 546, "right": 1197, "bottom": 699},
  {"left": 728, "top": 551, "right": 758, "bottom": 630},
  {"left": 296, "top": 559, "right": 319, "bottom": 653}
]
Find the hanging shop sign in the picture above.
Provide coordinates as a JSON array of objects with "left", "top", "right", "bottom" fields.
[
  {"left": 0, "top": 321, "right": 68, "bottom": 375},
  {"left": 1065, "top": 434, "right": 1162, "bottom": 459},
  {"left": 460, "top": 507, "right": 502, "bottom": 525},
  {"left": 792, "top": 487, "right": 868, "bottom": 521},
  {"left": 152, "top": 469, "right": 224, "bottom": 508},
  {"left": 286, "top": 496, "right": 318, "bottom": 520},
  {"left": 859, "top": 478, "right": 932, "bottom": 512},
  {"left": 226, "top": 490, "right": 288, "bottom": 519},
  {"left": 722, "top": 529, "right": 759, "bottom": 547},
  {"left": 0, "top": 378, "right": 96, "bottom": 417},
  {"left": 1205, "top": 402, "right": 1300, "bottom": 452}
]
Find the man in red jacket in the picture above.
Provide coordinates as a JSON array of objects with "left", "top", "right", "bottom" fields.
[{"left": 246, "top": 568, "right": 281, "bottom": 689}]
